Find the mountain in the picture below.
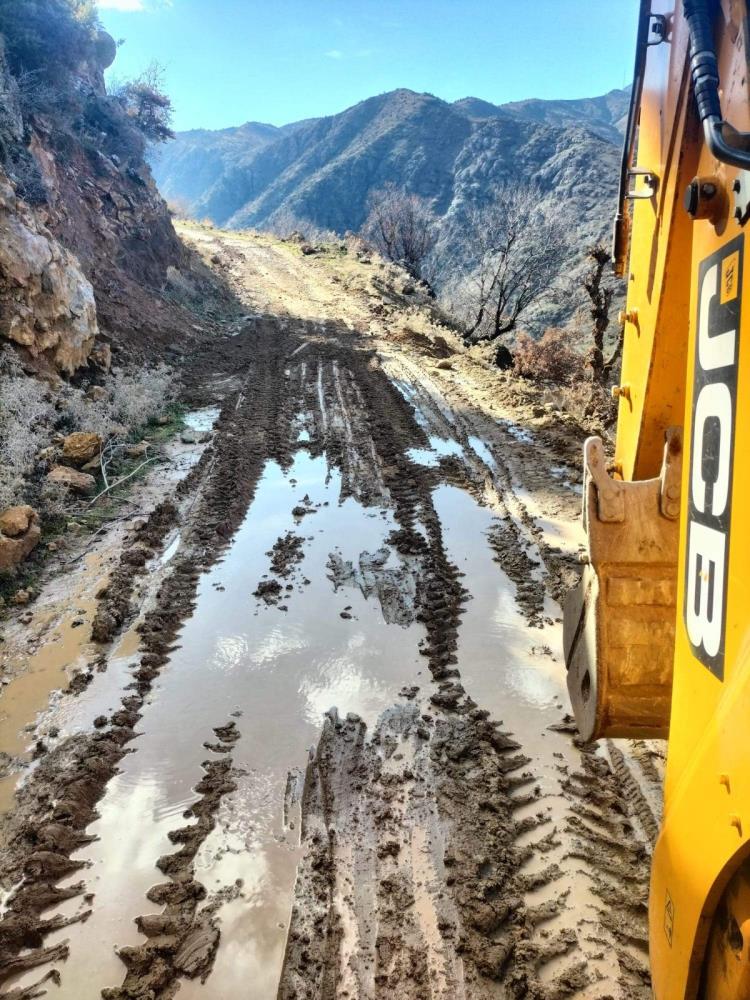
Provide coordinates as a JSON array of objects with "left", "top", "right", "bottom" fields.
[
  {"left": 151, "top": 87, "right": 627, "bottom": 227},
  {"left": 149, "top": 87, "right": 627, "bottom": 332}
]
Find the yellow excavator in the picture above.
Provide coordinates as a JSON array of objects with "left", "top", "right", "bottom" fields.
[{"left": 563, "top": 1, "right": 750, "bottom": 996}]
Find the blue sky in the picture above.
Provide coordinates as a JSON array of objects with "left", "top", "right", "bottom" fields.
[{"left": 97, "top": 0, "right": 641, "bottom": 132}]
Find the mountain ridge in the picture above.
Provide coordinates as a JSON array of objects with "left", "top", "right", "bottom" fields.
[
  {"left": 149, "top": 85, "right": 628, "bottom": 333},
  {"left": 151, "top": 86, "right": 628, "bottom": 225}
]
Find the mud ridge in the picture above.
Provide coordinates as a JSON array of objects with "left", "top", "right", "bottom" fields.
[{"left": 102, "top": 720, "right": 242, "bottom": 999}]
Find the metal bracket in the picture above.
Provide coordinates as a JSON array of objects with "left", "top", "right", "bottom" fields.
[
  {"left": 659, "top": 427, "right": 683, "bottom": 520},
  {"left": 584, "top": 438, "right": 625, "bottom": 524},
  {"left": 625, "top": 168, "right": 659, "bottom": 200},
  {"left": 733, "top": 171, "right": 750, "bottom": 225},
  {"left": 647, "top": 13, "right": 668, "bottom": 45}
]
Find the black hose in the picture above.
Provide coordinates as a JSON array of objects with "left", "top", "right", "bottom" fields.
[
  {"left": 683, "top": 0, "right": 750, "bottom": 169},
  {"left": 683, "top": 0, "right": 722, "bottom": 123}
]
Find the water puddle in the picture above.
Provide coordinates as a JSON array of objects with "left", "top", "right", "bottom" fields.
[
  {"left": 406, "top": 436, "right": 464, "bottom": 468},
  {"left": 497, "top": 416, "right": 535, "bottom": 444},
  {"left": 159, "top": 531, "right": 181, "bottom": 566},
  {"left": 0, "top": 552, "right": 109, "bottom": 814},
  {"left": 183, "top": 407, "right": 220, "bottom": 433},
  {"left": 16, "top": 451, "right": 426, "bottom": 999}
]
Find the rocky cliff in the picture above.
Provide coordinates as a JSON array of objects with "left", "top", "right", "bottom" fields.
[{"left": 0, "top": 0, "right": 186, "bottom": 377}]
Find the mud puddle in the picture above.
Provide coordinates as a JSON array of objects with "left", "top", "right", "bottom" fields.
[
  {"left": 0, "top": 552, "right": 110, "bottom": 814},
  {"left": 5, "top": 451, "right": 426, "bottom": 998}
]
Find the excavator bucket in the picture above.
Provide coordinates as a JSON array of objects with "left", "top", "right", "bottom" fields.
[{"left": 562, "top": 429, "right": 682, "bottom": 741}]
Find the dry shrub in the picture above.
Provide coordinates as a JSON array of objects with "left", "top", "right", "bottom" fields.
[
  {"left": 513, "top": 329, "right": 581, "bottom": 383},
  {"left": 0, "top": 353, "right": 57, "bottom": 508},
  {"left": 62, "top": 363, "right": 177, "bottom": 439}
]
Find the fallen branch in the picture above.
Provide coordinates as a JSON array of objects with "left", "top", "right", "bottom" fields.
[{"left": 83, "top": 456, "right": 158, "bottom": 509}]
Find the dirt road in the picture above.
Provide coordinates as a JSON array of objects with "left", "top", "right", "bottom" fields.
[{"left": 0, "top": 227, "right": 661, "bottom": 1000}]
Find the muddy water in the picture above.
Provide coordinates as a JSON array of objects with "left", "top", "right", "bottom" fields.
[
  {"left": 0, "top": 552, "right": 108, "bottom": 814},
  {"left": 0, "top": 421, "right": 217, "bottom": 817},
  {"left": 11, "top": 452, "right": 427, "bottom": 998},
  {"left": 5, "top": 434, "right": 595, "bottom": 998}
]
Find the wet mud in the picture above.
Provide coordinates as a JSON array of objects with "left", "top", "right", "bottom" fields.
[{"left": 0, "top": 231, "right": 659, "bottom": 1000}]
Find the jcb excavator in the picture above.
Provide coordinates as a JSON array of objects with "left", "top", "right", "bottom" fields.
[{"left": 563, "top": 1, "right": 750, "bottom": 996}]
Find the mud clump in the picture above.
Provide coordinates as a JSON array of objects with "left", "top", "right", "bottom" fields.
[
  {"left": 253, "top": 578, "right": 283, "bottom": 604},
  {"left": 327, "top": 546, "right": 421, "bottom": 627},
  {"left": 268, "top": 531, "right": 305, "bottom": 577}
]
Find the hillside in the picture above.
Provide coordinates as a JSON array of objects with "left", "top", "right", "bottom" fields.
[
  {"left": 150, "top": 87, "right": 626, "bottom": 332},
  {"left": 0, "top": 0, "right": 243, "bottom": 386}
]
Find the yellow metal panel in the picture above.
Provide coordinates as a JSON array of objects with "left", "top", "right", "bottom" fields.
[
  {"left": 648, "top": 5, "right": 750, "bottom": 997},
  {"left": 615, "top": 1, "right": 696, "bottom": 482}
]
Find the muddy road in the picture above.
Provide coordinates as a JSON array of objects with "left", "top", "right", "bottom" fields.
[{"left": 0, "top": 228, "right": 661, "bottom": 1000}]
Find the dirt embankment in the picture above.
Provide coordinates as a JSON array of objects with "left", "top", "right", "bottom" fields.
[{"left": 0, "top": 228, "right": 660, "bottom": 1000}]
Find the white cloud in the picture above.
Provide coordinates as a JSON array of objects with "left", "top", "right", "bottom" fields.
[
  {"left": 324, "top": 49, "right": 343, "bottom": 60},
  {"left": 97, "top": 0, "right": 146, "bottom": 9},
  {"left": 98, "top": 0, "right": 174, "bottom": 10}
]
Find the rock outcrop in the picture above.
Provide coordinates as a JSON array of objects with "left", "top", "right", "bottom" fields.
[
  {"left": 0, "top": 7, "right": 186, "bottom": 374},
  {"left": 0, "top": 176, "right": 98, "bottom": 373},
  {"left": 0, "top": 505, "right": 41, "bottom": 570}
]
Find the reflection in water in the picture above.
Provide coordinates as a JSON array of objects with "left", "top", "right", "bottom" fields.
[
  {"left": 21, "top": 452, "right": 425, "bottom": 1000},
  {"left": 407, "top": 436, "right": 465, "bottom": 468},
  {"left": 299, "top": 638, "right": 392, "bottom": 726},
  {"left": 183, "top": 407, "right": 220, "bottom": 433},
  {"left": 3, "top": 437, "right": 584, "bottom": 1000}
]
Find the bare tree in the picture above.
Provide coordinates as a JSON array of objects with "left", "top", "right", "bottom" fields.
[
  {"left": 460, "top": 184, "right": 568, "bottom": 362},
  {"left": 361, "top": 183, "right": 437, "bottom": 284},
  {"left": 113, "top": 62, "right": 174, "bottom": 143},
  {"left": 583, "top": 243, "right": 622, "bottom": 385}
]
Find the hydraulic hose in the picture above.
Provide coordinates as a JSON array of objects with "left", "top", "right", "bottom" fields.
[{"left": 684, "top": 0, "right": 750, "bottom": 169}]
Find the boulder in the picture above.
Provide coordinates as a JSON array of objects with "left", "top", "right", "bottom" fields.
[
  {"left": 0, "top": 507, "right": 41, "bottom": 571},
  {"left": 0, "top": 505, "right": 34, "bottom": 538},
  {"left": 126, "top": 441, "right": 150, "bottom": 458},
  {"left": 85, "top": 385, "right": 108, "bottom": 402},
  {"left": 62, "top": 432, "right": 102, "bottom": 465},
  {"left": 47, "top": 466, "right": 97, "bottom": 496}
]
